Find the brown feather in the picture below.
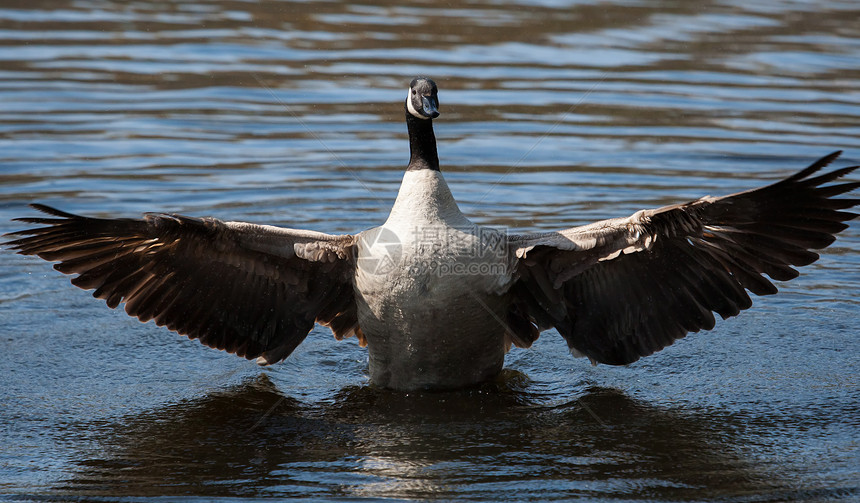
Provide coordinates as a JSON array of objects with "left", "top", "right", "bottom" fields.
[
  {"left": 510, "top": 152, "right": 858, "bottom": 365},
  {"left": 3, "top": 204, "right": 358, "bottom": 364}
]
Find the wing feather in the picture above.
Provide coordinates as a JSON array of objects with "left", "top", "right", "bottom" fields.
[
  {"left": 4, "top": 204, "right": 359, "bottom": 364},
  {"left": 508, "top": 152, "right": 858, "bottom": 365}
]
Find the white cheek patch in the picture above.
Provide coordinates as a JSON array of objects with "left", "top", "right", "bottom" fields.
[{"left": 406, "top": 88, "right": 429, "bottom": 119}]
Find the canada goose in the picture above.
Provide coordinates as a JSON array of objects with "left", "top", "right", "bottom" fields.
[{"left": 5, "top": 77, "right": 859, "bottom": 391}]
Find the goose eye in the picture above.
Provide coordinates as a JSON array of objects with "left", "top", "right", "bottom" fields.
[{"left": 411, "top": 90, "right": 416, "bottom": 95}]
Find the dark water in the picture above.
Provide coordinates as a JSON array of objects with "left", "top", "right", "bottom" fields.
[{"left": 1, "top": 1, "right": 859, "bottom": 501}]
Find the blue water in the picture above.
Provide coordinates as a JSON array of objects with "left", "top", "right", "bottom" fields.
[{"left": 1, "top": 1, "right": 858, "bottom": 501}]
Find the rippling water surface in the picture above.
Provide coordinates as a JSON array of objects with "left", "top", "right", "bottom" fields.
[{"left": 1, "top": 1, "right": 859, "bottom": 501}]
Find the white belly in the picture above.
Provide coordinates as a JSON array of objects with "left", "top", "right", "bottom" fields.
[{"left": 354, "top": 222, "right": 514, "bottom": 390}]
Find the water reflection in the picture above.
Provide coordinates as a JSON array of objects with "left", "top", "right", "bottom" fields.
[{"left": 53, "top": 374, "right": 812, "bottom": 501}]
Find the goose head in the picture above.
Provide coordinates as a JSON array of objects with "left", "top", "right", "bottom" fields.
[{"left": 406, "top": 77, "right": 439, "bottom": 120}]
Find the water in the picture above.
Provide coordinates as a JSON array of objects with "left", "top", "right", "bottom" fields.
[{"left": 1, "top": 1, "right": 859, "bottom": 501}]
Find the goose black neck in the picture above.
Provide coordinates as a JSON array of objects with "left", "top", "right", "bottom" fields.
[{"left": 406, "top": 111, "right": 440, "bottom": 171}]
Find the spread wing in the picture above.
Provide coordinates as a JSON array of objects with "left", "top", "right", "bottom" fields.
[
  {"left": 4, "top": 204, "right": 360, "bottom": 364},
  {"left": 508, "top": 151, "right": 859, "bottom": 365}
]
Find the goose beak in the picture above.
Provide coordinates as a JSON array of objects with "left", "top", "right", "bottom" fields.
[{"left": 422, "top": 96, "right": 439, "bottom": 118}]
